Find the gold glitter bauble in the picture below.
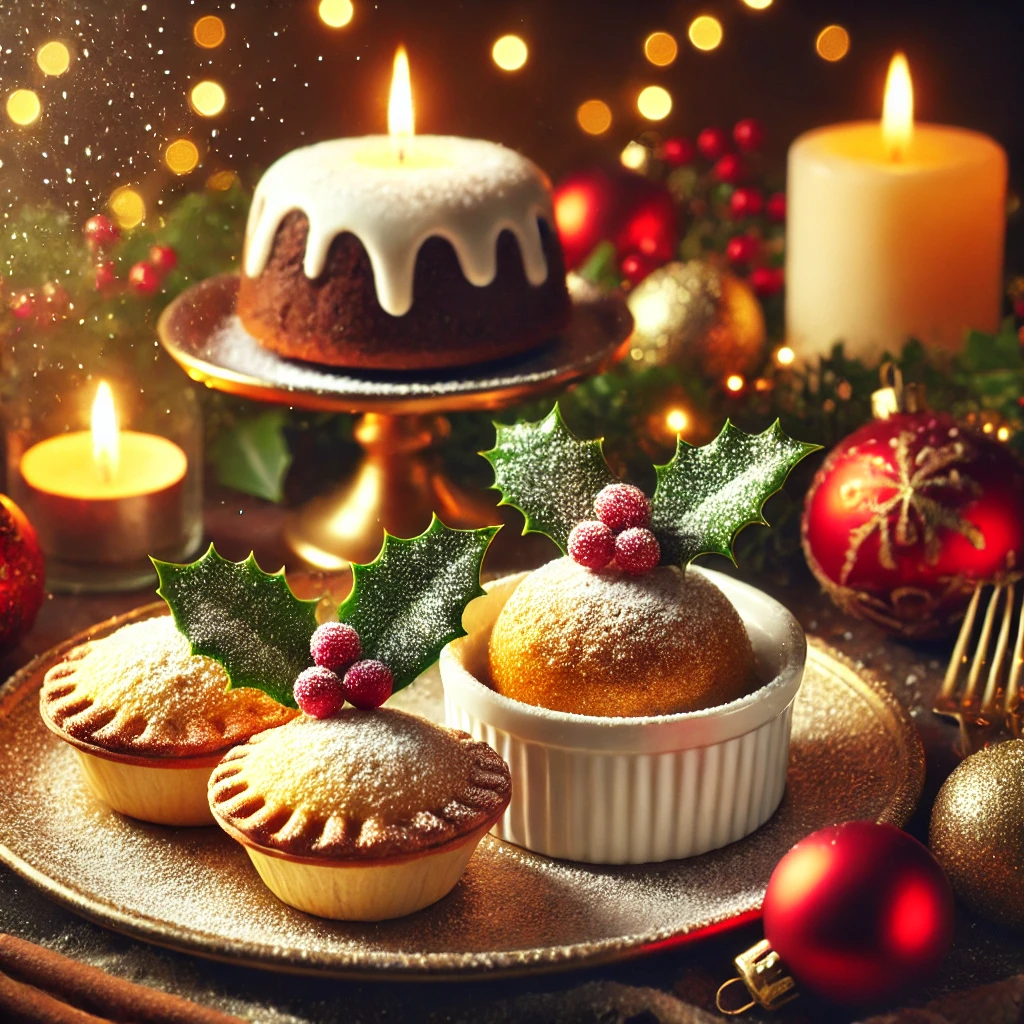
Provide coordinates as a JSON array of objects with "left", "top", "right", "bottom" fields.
[
  {"left": 929, "top": 740, "right": 1024, "bottom": 928},
  {"left": 626, "top": 260, "right": 766, "bottom": 376}
]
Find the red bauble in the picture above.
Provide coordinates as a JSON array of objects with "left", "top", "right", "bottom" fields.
[
  {"left": 696, "top": 126, "right": 729, "bottom": 161},
  {"left": 733, "top": 118, "right": 766, "bottom": 153},
  {"left": 9, "top": 292, "right": 35, "bottom": 319},
  {"left": 83, "top": 214, "right": 120, "bottom": 251},
  {"left": 128, "top": 261, "right": 160, "bottom": 295},
  {"left": 661, "top": 136, "right": 696, "bottom": 166},
  {"left": 149, "top": 245, "right": 178, "bottom": 274},
  {"left": 0, "top": 494, "right": 45, "bottom": 653},
  {"left": 725, "top": 234, "right": 760, "bottom": 266},
  {"left": 94, "top": 261, "right": 117, "bottom": 291},
  {"left": 802, "top": 411, "right": 1024, "bottom": 639},
  {"left": 729, "top": 187, "right": 764, "bottom": 218},
  {"left": 749, "top": 266, "right": 784, "bottom": 297},
  {"left": 713, "top": 153, "right": 745, "bottom": 184},
  {"left": 763, "top": 822, "right": 954, "bottom": 1005},
  {"left": 765, "top": 191, "right": 787, "bottom": 222},
  {"left": 553, "top": 167, "right": 678, "bottom": 270}
]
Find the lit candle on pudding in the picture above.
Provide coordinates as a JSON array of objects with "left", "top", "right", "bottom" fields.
[
  {"left": 785, "top": 53, "right": 1007, "bottom": 362},
  {"left": 18, "top": 382, "right": 189, "bottom": 570}
]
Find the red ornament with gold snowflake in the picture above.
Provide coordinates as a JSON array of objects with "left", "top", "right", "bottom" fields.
[{"left": 802, "top": 405, "right": 1024, "bottom": 640}]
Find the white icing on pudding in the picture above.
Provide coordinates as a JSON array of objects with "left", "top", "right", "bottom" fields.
[{"left": 244, "top": 136, "right": 556, "bottom": 317}]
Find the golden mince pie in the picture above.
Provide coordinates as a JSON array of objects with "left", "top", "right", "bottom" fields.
[
  {"left": 40, "top": 615, "right": 296, "bottom": 826},
  {"left": 208, "top": 709, "right": 511, "bottom": 920}
]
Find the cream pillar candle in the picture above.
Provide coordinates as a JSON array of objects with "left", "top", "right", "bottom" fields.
[{"left": 785, "top": 54, "right": 1007, "bottom": 362}]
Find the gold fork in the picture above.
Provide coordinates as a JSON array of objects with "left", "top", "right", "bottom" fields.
[{"left": 932, "top": 580, "right": 1024, "bottom": 756}]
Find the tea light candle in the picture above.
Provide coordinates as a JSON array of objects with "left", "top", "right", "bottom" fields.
[
  {"left": 18, "top": 382, "right": 189, "bottom": 565},
  {"left": 786, "top": 54, "right": 1007, "bottom": 362}
]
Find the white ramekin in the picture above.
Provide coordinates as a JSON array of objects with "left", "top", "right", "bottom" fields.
[{"left": 440, "top": 565, "right": 806, "bottom": 864}]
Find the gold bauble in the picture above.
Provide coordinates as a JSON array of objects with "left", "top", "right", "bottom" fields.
[
  {"left": 626, "top": 260, "right": 766, "bottom": 376},
  {"left": 929, "top": 739, "right": 1024, "bottom": 929}
]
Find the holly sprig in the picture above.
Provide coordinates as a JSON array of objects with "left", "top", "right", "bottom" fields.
[{"left": 484, "top": 402, "right": 819, "bottom": 567}]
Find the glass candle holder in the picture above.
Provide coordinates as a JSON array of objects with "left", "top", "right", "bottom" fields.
[{"left": 3, "top": 362, "right": 203, "bottom": 593}]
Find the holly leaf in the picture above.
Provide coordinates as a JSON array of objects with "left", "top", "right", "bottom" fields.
[
  {"left": 482, "top": 403, "right": 617, "bottom": 554},
  {"left": 338, "top": 517, "right": 499, "bottom": 692},
  {"left": 651, "top": 420, "right": 821, "bottom": 566},
  {"left": 153, "top": 544, "right": 319, "bottom": 707},
  {"left": 210, "top": 410, "right": 292, "bottom": 503}
]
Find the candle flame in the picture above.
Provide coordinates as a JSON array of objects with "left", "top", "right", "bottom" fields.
[
  {"left": 91, "top": 381, "right": 119, "bottom": 483},
  {"left": 882, "top": 52, "right": 914, "bottom": 161},
  {"left": 388, "top": 46, "right": 414, "bottom": 162}
]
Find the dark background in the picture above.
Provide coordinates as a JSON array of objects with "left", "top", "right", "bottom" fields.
[{"left": 1, "top": 0, "right": 1022, "bottom": 220}]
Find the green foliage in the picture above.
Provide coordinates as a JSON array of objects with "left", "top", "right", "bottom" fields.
[
  {"left": 154, "top": 544, "right": 319, "bottom": 707},
  {"left": 209, "top": 410, "right": 292, "bottom": 502},
  {"left": 337, "top": 517, "right": 500, "bottom": 692}
]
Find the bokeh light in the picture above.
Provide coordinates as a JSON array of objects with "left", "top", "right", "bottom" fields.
[
  {"left": 192, "top": 16, "right": 226, "bottom": 48},
  {"left": 775, "top": 345, "right": 795, "bottom": 366},
  {"left": 688, "top": 16, "right": 723, "bottom": 52},
  {"left": 997, "top": 426, "right": 1011, "bottom": 442},
  {"left": 576, "top": 99, "right": 612, "bottom": 135},
  {"left": 190, "top": 80, "right": 226, "bottom": 116},
  {"left": 165, "top": 139, "right": 200, "bottom": 175},
  {"left": 318, "top": 0, "right": 354, "bottom": 28},
  {"left": 36, "top": 41, "right": 70, "bottom": 76},
  {"left": 108, "top": 186, "right": 146, "bottom": 229},
  {"left": 6, "top": 90, "right": 41, "bottom": 126},
  {"left": 637, "top": 85, "right": 672, "bottom": 121},
  {"left": 644, "top": 31, "right": 678, "bottom": 67},
  {"left": 206, "top": 169, "right": 240, "bottom": 191},
  {"left": 666, "top": 408, "right": 689, "bottom": 433},
  {"left": 620, "top": 141, "right": 650, "bottom": 171},
  {"left": 743, "top": 0, "right": 773, "bottom": 8},
  {"left": 492, "top": 35, "right": 528, "bottom": 71},
  {"left": 816, "top": 25, "right": 850, "bottom": 62},
  {"left": 726, "top": 374, "right": 745, "bottom": 392}
]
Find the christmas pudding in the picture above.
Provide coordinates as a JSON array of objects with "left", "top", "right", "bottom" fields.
[
  {"left": 440, "top": 404, "right": 818, "bottom": 863},
  {"left": 237, "top": 136, "right": 571, "bottom": 371},
  {"left": 39, "top": 615, "right": 296, "bottom": 826}
]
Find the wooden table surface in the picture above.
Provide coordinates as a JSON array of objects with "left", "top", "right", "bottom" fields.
[{"left": 2, "top": 492, "right": 1023, "bottom": 1024}]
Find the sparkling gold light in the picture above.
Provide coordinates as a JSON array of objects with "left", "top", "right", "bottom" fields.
[
  {"left": 644, "top": 31, "right": 678, "bottom": 67},
  {"left": 816, "top": 25, "right": 850, "bottom": 62},
  {"left": 743, "top": 0, "right": 773, "bottom": 8},
  {"left": 689, "top": 15, "right": 723, "bottom": 52},
  {"left": 666, "top": 408, "right": 689, "bottom": 433},
  {"left": 620, "top": 140, "right": 650, "bottom": 171},
  {"left": 190, "top": 80, "right": 226, "bottom": 117},
  {"left": 108, "top": 186, "right": 146, "bottom": 229},
  {"left": 318, "top": 0, "right": 354, "bottom": 28},
  {"left": 6, "top": 89, "right": 41, "bottom": 126},
  {"left": 637, "top": 85, "right": 672, "bottom": 121},
  {"left": 776, "top": 345, "right": 795, "bottom": 366},
  {"left": 37, "top": 41, "right": 70, "bottom": 76},
  {"left": 165, "top": 139, "right": 200, "bottom": 175},
  {"left": 492, "top": 34, "right": 528, "bottom": 71},
  {"left": 193, "top": 15, "right": 226, "bottom": 48},
  {"left": 726, "top": 374, "right": 745, "bottom": 392},
  {"left": 206, "top": 169, "right": 239, "bottom": 190},
  {"left": 882, "top": 52, "right": 914, "bottom": 160},
  {"left": 577, "top": 99, "right": 612, "bottom": 135}
]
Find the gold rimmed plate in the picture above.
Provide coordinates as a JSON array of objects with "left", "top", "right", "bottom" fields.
[
  {"left": 157, "top": 274, "right": 633, "bottom": 415},
  {"left": 0, "top": 605, "right": 923, "bottom": 979}
]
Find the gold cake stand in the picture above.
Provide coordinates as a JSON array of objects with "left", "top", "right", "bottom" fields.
[{"left": 157, "top": 274, "right": 632, "bottom": 568}]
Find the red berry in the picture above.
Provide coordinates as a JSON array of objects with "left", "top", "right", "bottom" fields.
[
  {"left": 729, "top": 187, "right": 764, "bottom": 218},
  {"left": 661, "top": 136, "right": 696, "bottom": 167},
  {"left": 94, "top": 261, "right": 117, "bottom": 291},
  {"left": 750, "top": 266, "right": 784, "bottom": 298},
  {"left": 614, "top": 528, "right": 661, "bottom": 574},
  {"left": 10, "top": 292, "right": 35, "bottom": 319},
  {"left": 568, "top": 520, "right": 616, "bottom": 569},
  {"left": 128, "top": 261, "right": 160, "bottom": 295},
  {"left": 310, "top": 621, "right": 361, "bottom": 672},
  {"left": 148, "top": 245, "right": 178, "bottom": 274},
  {"left": 343, "top": 659, "right": 394, "bottom": 710},
  {"left": 733, "top": 118, "right": 765, "bottom": 154},
  {"left": 766, "top": 192, "right": 786, "bottom": 222},
  {"left": 696, "top": 126, "right": 729, "bottom": 161},
  {"left": 83, "top": 214, "right": 120, "bottom": 251},
  {"left": 713, "top": 153, "right": 745, "bottom": 184},
  {"left": 725, "top": 234, "right": 761, "bottom": 267},
  {"left": 594, "top": 483, "right": 651, "bottom": 532},
  {"left": 293, "top": 666, "right": 346, "bottom": 719}
]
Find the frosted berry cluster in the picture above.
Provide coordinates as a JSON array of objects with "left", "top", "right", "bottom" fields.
[
  {"left": 292, "top": 621, "right": 394, "bottom": 718},
  {"left": 567, "top": 483, "right": 661, "bottom": 575}
]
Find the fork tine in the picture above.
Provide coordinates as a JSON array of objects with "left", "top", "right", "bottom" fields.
[
  {"left": 1006, "top": 582, "right": 1024, "bottom": 716},
  {"left": 982, "top": 584, "right": 1014, "bottom": 714},
  {"left": 963, "top": 585, "right": 1002, "bottom": 707},
  {"left": 940, "top": 584, "right": 985, "bottom": 700}
]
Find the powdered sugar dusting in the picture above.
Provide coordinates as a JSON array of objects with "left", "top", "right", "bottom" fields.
[{"left": 244, "top": 136, "right": 554, "bottom": 315}]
